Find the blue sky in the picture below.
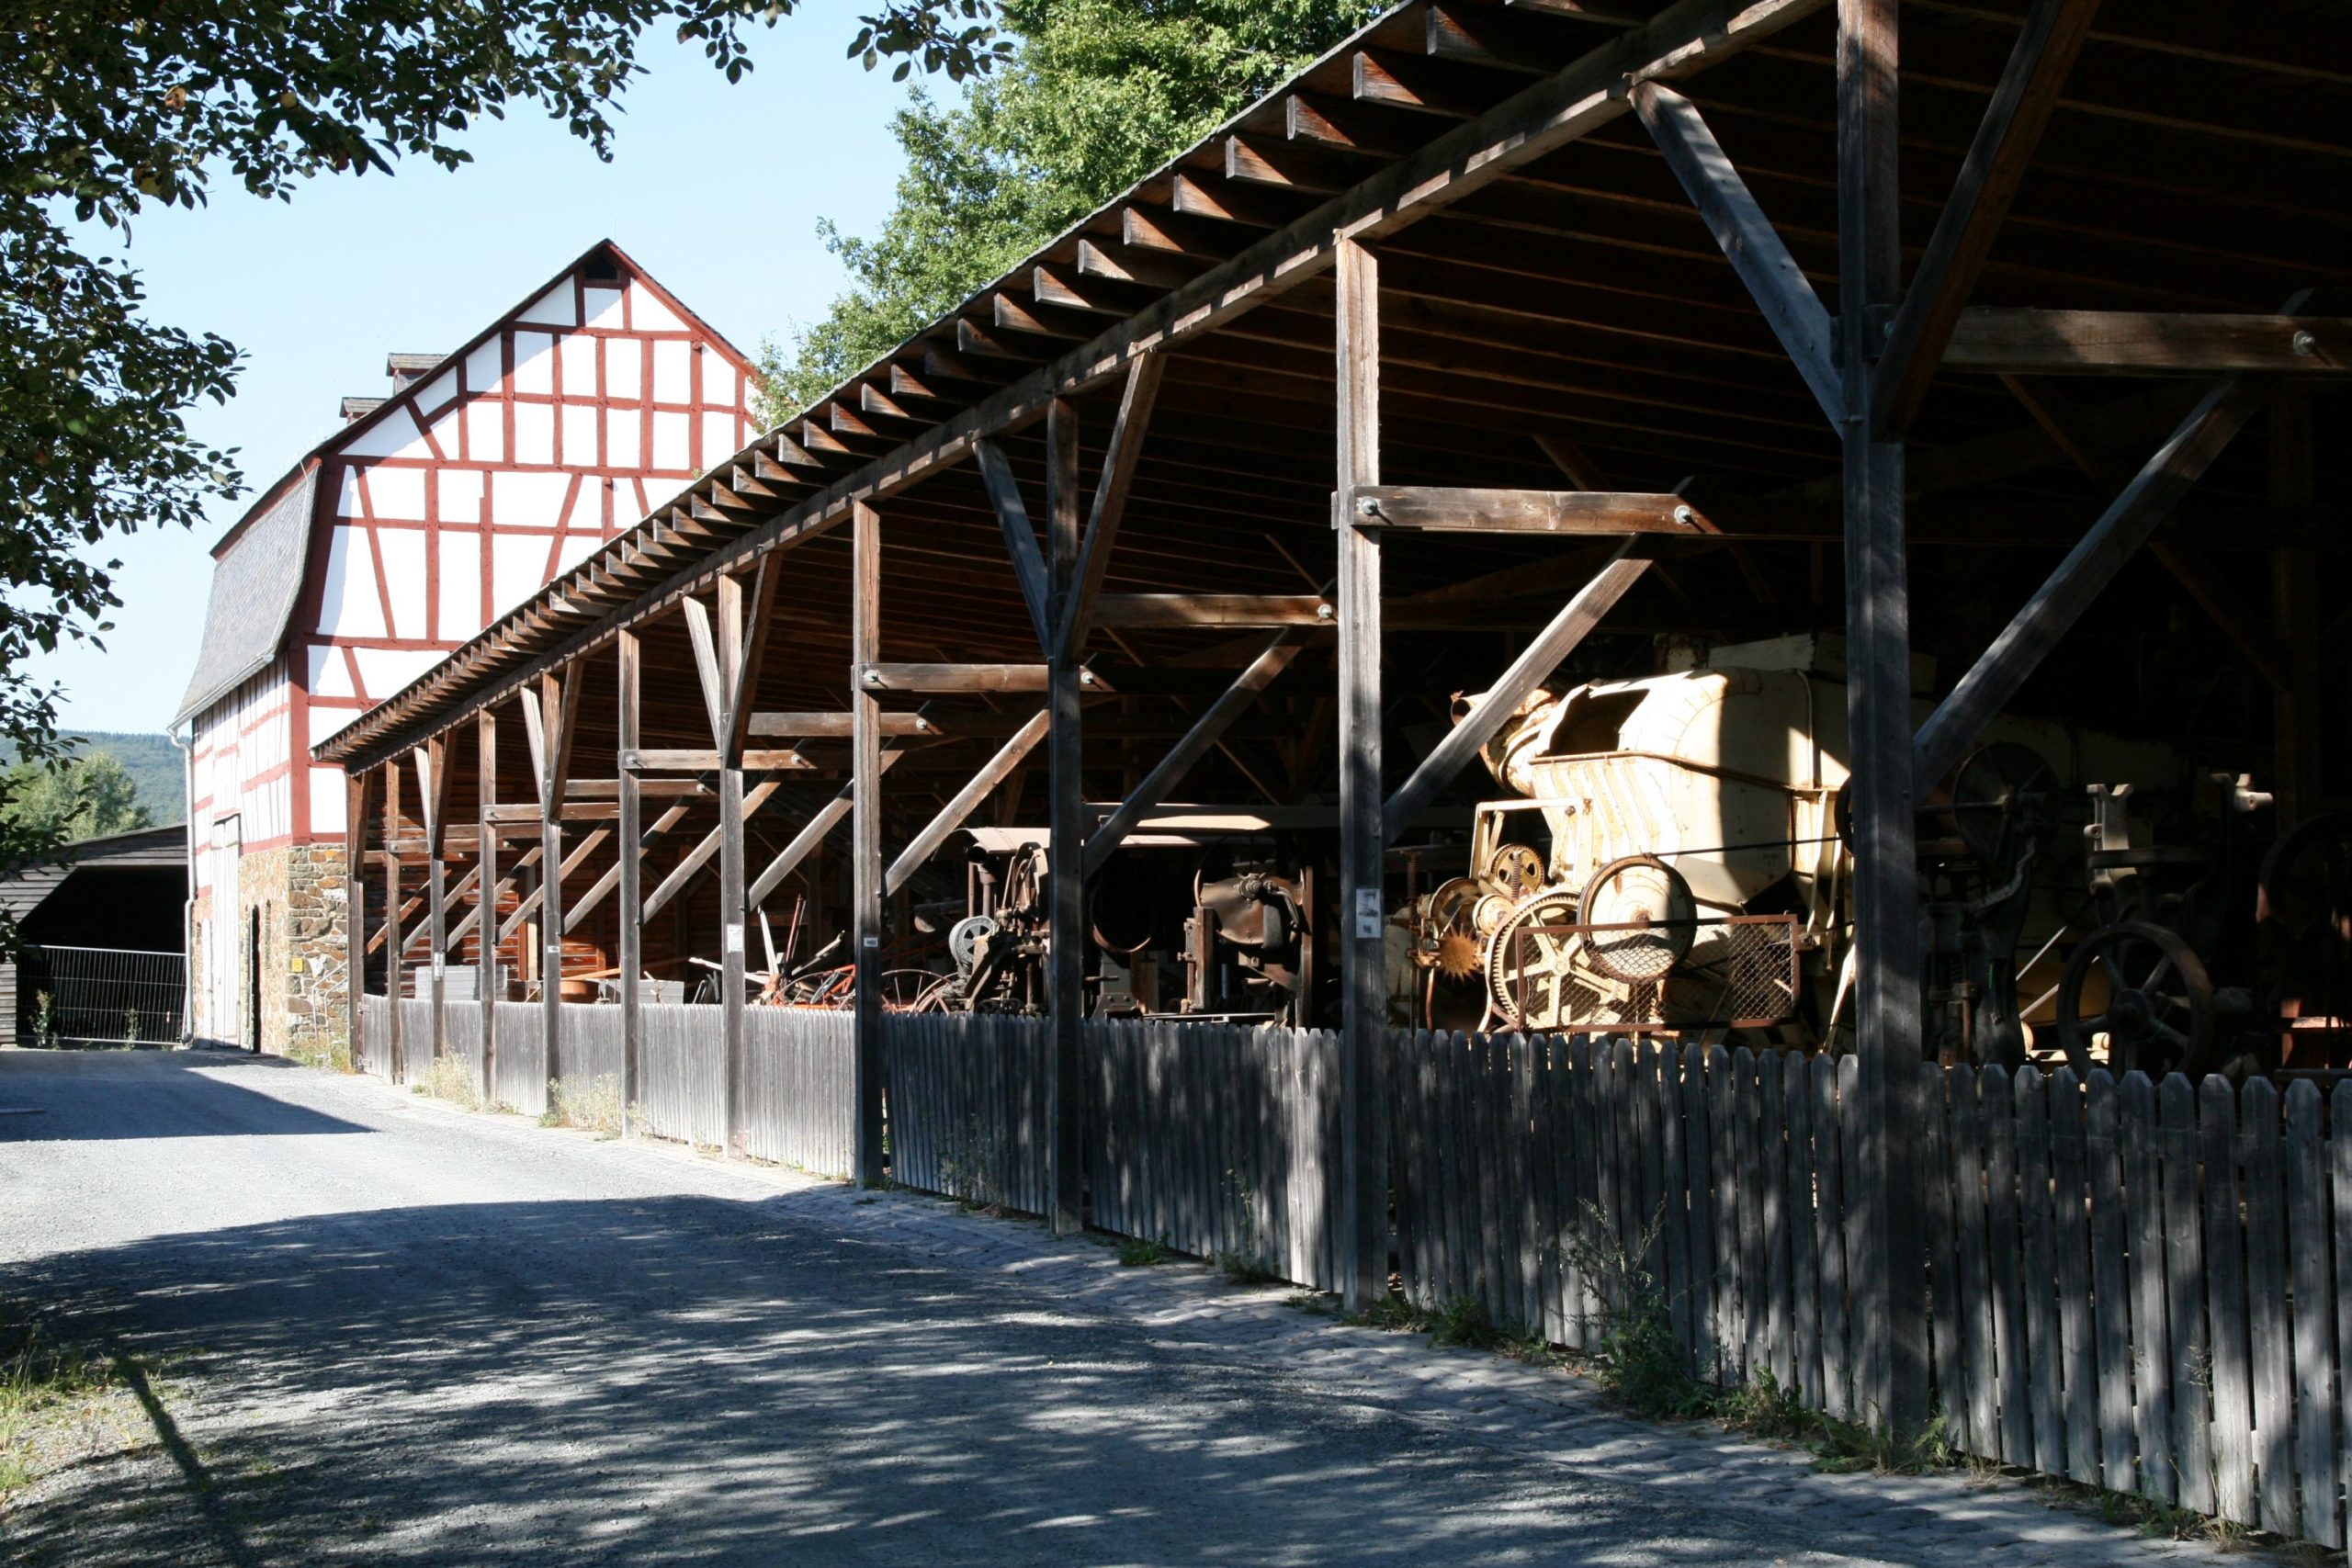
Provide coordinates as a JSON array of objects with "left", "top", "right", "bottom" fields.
[{"left": 34, "top": 0, "right": 913, "bottom": 737}]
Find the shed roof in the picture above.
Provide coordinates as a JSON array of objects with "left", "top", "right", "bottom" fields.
[
  {"left": 0, "top": 824, "right": 188, "bottom": 924},
  {"left": 311, "top": 0, "right": 2352, "bottom": 769}
]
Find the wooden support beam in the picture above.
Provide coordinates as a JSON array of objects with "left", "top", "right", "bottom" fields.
[
  {"left": 616, "top": 629, "right": 643, "bottom": 1135},
  {"left": 639, "top": 779, "right": 784, "bottom": 922},
  {"left": 1380, "top": 544, "right": 1649, "bottom": 844},
  {"left": 382, "top": 761, "right": 404, "bottom": 1078},
  {"left": 885, "top": 709, "right": 1051, "bottom": 897},
  {"left": 564, "top": 803, "right": 690, "bottom": 936},
  {"left": 622, "top": 749, "right": 813, "bottom": 773},
  {"left": 1872, "top": 0, "right": 2101, "bottom": 433},
  {"left": 543, "top": 669, "right": 581, "bottom": 817},
  {"left": 1939, "top": 309, "right": 2348, "bottom": 376},
  {"left": 1082, "top": 632, "right": 1309, "bottom": 878},
  {"left": 719, "top": 754, "right": 748, "bottom": 1153},
  {"left": 724, "top": 554, "right": 781, "bottom": 766},
  {"left": 682, "top": 592, "right": 727, "bottom": 748},
  {"left": 2000, "top": 375, "right": 2293, "bottom": 691},
  {"left": 483, "top": 801, "right": 624, "bottom": 825},
  {"left": 974, "top": 437, "right": 1055, "bottom": 652},
  {"left": 476, "top": 709, "right": 498, "bottom": 1088},
  {"left": 858, "top": 662, "right": 1054, "bottom": 694},
  {"left": 1914, "top": 373, "right": 2278, "bottom": 789},
  {"left": 413, "top": 737, "right": 453, "bottom": 859},
  {"left": 742, "top": 753, "right": 913, "bottom": 908},
  {"left": 1057, "top": 351, "right": 1166, "bottom": 660},
  {"left": 748, "top": 711, "right": 936, "bottom": 739},
  {"left": 852, "top": 500, "right": 886, "bottom": 1186},
  {"left": 518, "top": 685, "right": 548, "bottom": 811},
  {"left": 344, "top": 768, "right": 368, "bottom": 1058},
  {"left": 1838, "top": 0, "right": 1926, "bottom": 1434},
  {"left": 1350, "top": 484, "right": 1714, "bottom": 535},
  {"left": 1096, "top": 594, "right": 1336, "bottom": 628},
  {"left": 445, "top": 846, "right": 540, "bottom": 954},
  {"left": 1631, "top": 80, "right": 1840, "bottom": 423},
  {"left": 1045, "top": 394, "right": 1086, "bottom": 1236},
  {"left": 1334, "top": 234, "right": 1385, "bottom": 1314},
  {"left": 414, "top": 736, "right": 450, "bottom": 1060},
  {"left": 499, "top": 829, "right": 613, "bottom": 945}
]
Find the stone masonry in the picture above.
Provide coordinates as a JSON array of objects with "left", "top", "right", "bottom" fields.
[{"left": 188, "top": 842, "right": 350, "bottom": 1061}]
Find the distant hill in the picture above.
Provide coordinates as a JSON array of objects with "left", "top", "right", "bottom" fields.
[{"left": 0, "top": 731, "right": 184, "bottom": 828}]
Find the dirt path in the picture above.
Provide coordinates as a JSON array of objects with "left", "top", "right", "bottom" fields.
[{"left": 0, "top": 1049, "right": 2221, "bottom": 1566}]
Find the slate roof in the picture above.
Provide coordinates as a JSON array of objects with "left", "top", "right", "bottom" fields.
[{"left": 174, "top": 464, "right": 320, "bottom": 728}]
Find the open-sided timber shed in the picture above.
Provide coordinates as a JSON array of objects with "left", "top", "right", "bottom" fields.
[{"left": 319, "top": 0, "right": 2347, "bottom": 1440}]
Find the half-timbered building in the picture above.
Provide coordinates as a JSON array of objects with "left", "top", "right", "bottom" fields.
[{"left": 177, "top": 240, "right": 761, "bottom": 1055}]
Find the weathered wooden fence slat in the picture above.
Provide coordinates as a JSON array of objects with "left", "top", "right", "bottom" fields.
[{"left": 2199, "top": 1074, "right": 2255, "bottom": 1522}]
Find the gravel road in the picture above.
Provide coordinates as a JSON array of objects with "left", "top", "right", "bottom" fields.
[{"left": 0, "top": 1048, "right": 2206, "bottom": 1567}]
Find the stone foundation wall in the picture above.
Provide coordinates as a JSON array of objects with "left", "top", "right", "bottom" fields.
[
  {"left": 187, "top": 842, "right": 351, "bottom": 1060},
  {"left": 284, "top": 843, "right": 351, "bottom": 1060}
]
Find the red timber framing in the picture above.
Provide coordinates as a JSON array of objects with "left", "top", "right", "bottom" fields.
[{"left": 320, "top": 0, "right": 2346, "bottom": 1438}]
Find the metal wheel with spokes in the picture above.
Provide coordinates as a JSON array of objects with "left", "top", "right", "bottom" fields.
[{"left": 2054, "top": 920, "right": 2214, "bottom": 1077}]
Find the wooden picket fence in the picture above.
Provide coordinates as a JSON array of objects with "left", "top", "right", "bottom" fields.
[
  {"left": 444, "top": 1003, "right": 483, "bottom": 1089},
  {"left": 636, "top": 1003, "right": 726, "bottom": 1148},
  {"left": 491, "top": 1001, "right": 547, "bottom": 1116},
  {"left": 350, "top": 989, "right": 2352, "bottom": 1549},
  {"left": 358, "top": 993, "right": 390, "bottom": 1078},
  {"left": 1390, "top": 1033, "right": 2350, "bottom": 1551},
  {"left": 1085, "top": 1020, "right": 1343, "bottom": 1293},
  {"left": 883, "top": 1012, "right": 1052, "bottom": 1213},
  {"left": 744, "top": 1009, "right": 855, "bottom": 1177},
  {"left": 395, "top": 1000, "right": 435, "bottom": 1083}
]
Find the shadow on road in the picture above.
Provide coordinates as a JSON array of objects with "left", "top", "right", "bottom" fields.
[
  {"left": 0, "top": 1049, "right": 368, "bottom": 1143},
  {"left": 0, "top": 1187, "right": 1809, "bottom": 1567}
]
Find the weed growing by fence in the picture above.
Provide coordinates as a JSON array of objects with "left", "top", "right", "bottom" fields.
[
  {"left": 283, "top": 1033, "right": 355, "bottom": 1074},
  {"left": 29, "top": 993, "right": 56, "bottom": 1049},
  {"left": 543, "top": 1075, "right": 637, "bottom": 1138},
  {"left": 413, "top": 1054, "right": 483, "bottom": 1112},
  {"left": 1559, "top": 1199, "right": 1717, "bottom": 1420},
  {"left": 1116, "top": 1238, "right": 1169, "bottom": 1267}
]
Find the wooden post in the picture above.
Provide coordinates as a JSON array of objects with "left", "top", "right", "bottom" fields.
[
  {"left": 1046, "top": 396, "right": 1087, "bottom": 1234},
  {"left": 382, "top": 761, "right": 404, "bottom": 1081},
  {"left": 418, "top": 740, "right": 448, "bottom": 1063},
  {"left": 719, "top": 760, "right": 747, "bottom": 1153},
  {"left": 539, "top": 682, "right": 565, "bottom": 1100},
  {"left": 1335, "top": 235, "right": 1388, "bottom": 1312},
  {"left": 345, "top": 769, "right": 368, "bottom": 1063},
  {"left": 2270, "top": 391, "right": 2319, "bottom": 823},
  {"left": 618, "top": 629, "right": 642, "bottom": 1137},
  {"left": 851, "top": 500, "right": 887, "bottom": 1185},
  {"left": 478, "top": 708, "right": 498, "bottom": 1098},
  {"left": 1839, "top": 0, "right": 1928, "bottom": 1434}
]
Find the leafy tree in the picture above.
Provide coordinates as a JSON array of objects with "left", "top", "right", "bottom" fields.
[
  {"left": 2, "top": 752, "right": 153, "bottom": 842},
  {"left": 0, "top": 0, "right": 1003, "bottom": 880},
  {"left": 760, "top": 0, "right": 1384, "bottom": 416}
]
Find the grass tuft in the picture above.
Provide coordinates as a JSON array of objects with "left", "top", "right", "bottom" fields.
[
  {"left": 1115, "top": 1238, "right": 1169, "bottom": 1268},
  {"left": 0, "top": 1304, "right": 118, "bottom": 1495},
  {"left": 412, "top": 1054, "right": 483, "bottom": 1112},
  {"left": 542, "top": 1075, "right": 639, "bottom": 1138}
]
